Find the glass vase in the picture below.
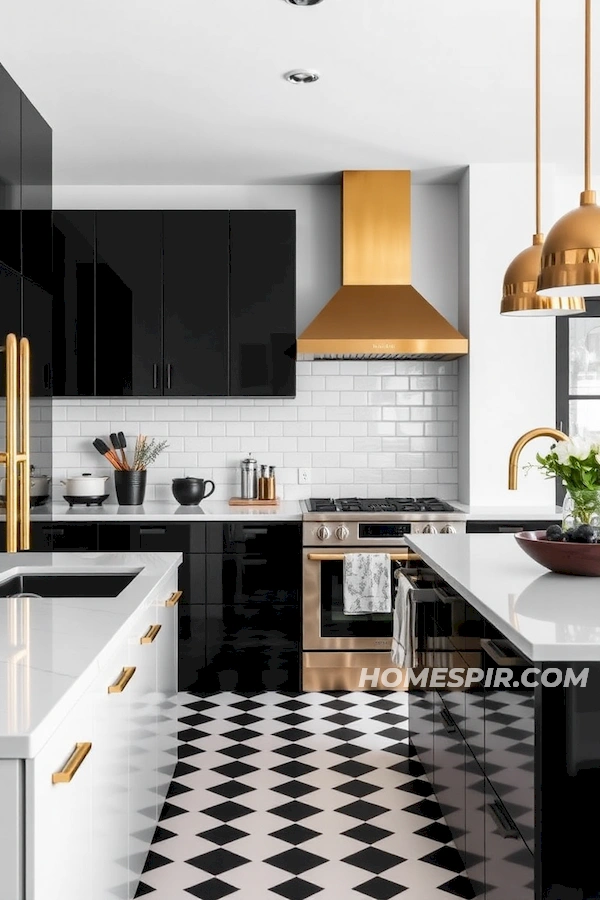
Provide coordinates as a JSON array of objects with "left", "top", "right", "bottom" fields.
[{"left": 562, "top": 488, "right": 600, "bottom": 533}]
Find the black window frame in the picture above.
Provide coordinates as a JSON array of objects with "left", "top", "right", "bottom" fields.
[{"left": 556, "top": 296, "right": 600, "bottom": 503}]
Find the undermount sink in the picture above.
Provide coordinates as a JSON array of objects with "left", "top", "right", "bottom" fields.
[{"left": 0, "top": 573, "right": 136, "bottom": 598}]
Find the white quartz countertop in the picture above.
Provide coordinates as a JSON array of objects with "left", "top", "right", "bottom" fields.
[
  {"left": 451, "top": 503, "right": 562, "bottom": 521},
  {"left": 30, "top": 500, "right": 303, "bottom": 522},
  {"left": 24, "top": 500, "right": 562, "bottom": 523},
  {"left": 406, "top": 533, "right": 600, "bottom": 662},
  {"left": 0, "top": 551, "right": 181, "bottom": 758}
]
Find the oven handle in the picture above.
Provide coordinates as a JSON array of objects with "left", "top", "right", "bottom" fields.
[{"left": 306, "top": 552, "right": 420, "bottom": 561}]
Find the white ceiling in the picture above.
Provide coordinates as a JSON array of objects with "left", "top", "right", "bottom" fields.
[{"left": 0, "top": 0, "right": 595, "bottom": 184}]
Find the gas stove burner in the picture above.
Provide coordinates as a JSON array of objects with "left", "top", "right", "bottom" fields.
[
  {"left": 307, "top": 498, "right": 338, "bottom": 512},
  {"left": 306, "top": 496, "right": 458, "bottom": 514}
]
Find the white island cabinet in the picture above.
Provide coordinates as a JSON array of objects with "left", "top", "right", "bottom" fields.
[{"left": 0, "top": 551, "right": 181, "bottom": 900}]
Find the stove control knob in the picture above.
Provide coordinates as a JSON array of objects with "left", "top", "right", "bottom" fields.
[
  {"left": 336, "top": 526, "right": 349, "bottom": 541},
  {"left": 316, "top": 525, "right": 331, "bottom": 542},
  {"left": 441, "top": 524, "right": 456, "bottom": 534},
  {"left": 422, "top": 524, "right": 438, "bottom": 535}
]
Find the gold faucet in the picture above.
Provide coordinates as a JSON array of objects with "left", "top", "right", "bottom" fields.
[{"left": 508, "top": 427, "right": 568, "bottom": 490}]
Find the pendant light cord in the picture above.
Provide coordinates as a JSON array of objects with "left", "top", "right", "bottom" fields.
[
  {"left": 585, "top": 0, "right": 592, "bottom": 192},
  {"left": 535, "top": 0, "right": 541, "bottom": 235}
]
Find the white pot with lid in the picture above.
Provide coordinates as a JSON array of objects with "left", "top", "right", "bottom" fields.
[{"left": 61, "top": 473, "right": 109, "bottom": 497}]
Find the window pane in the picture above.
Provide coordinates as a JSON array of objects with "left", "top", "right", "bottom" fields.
[
  {"left": 569, "top": 399, "right": 600, "bottom": 443},
  {"left": 569, "top": 319, "right": 600, "bottom": 395}
]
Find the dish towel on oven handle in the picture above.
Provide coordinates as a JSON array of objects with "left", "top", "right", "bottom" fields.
[
  {"left": 343, "top": 553, "right": 392, "bottom": 615},
  {"left": 391, "top": 571, "right": 416, "bottom": 668}
]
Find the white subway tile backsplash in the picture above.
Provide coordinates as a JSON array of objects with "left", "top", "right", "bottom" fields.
[
  {"left": 382, "top": 376, "right": 410, "bottom": 391},
  {"left": 51, "top": 361, "right": 459, "bottom": 500},
  {"left": 312, "top": 421, "right": 340, "bottom": 436},
  {"left": 325, "top": 375, "right": 354, "bottom": 391}
]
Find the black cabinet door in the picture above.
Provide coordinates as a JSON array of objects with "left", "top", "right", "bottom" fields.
[
  {"left": 434, "top": 696, "right": 466, "bottom": 865},
  {"left": 0, "top": 65, "right": 21, "bottom": 274},
  {"left": 483, "top": 778, "right": 534, "bottom": 900},
  {"left": 409, "top": 689, "right": 435, "bottom": 781},
  {"left": 163, "top": 211, "right": 229, "bottom": 396},
  {"left": 31, "top": 522, "right": 98, "bottom": 551},
  {"left": 52, "top": 211, "right": 95, "bottom": 396},
  {"left": 229, "top": 210, "right": 296, "bottom": 397},
  {"left": 204, "top": 544, "right": 300, "bottom": 692},
  {"left": 0, "top": 265, "right": 22, "bottom": 395},
  {"left": 95, "top": 211, "right": 162, "bottom": 396},
  {"left": 137, "top": 522, "right": 205, "bottom": 553},
  {"left": 178, "top": 554, "right": 207, "bottom": 692},
  {"left": 20, "top": 93, "right": 52, "bottom": 291},
  {"left": 22, "top": 278, "right": 52, "bottom": 396}
]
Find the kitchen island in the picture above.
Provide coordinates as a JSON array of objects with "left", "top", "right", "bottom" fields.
[
  {"left": 405, "top": 532, "right": 600, "bottom": 900},
  {"left": 0, "top": 551, "right": 181, "bottom": 900}
]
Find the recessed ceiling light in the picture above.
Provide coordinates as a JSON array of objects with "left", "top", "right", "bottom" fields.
[
  {"left": 284, "top": 0, "right": 324, "bottom": 6},
  {"left": 284, "top": 69, "right": 320, "bottom": 84}
]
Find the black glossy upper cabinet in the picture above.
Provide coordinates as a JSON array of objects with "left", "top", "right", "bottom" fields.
[
  {"left": 0, "top": 265, "right": 22, "bottom": 395},
  {"left": 52, "top": 211, "right": 95, "bottom": 396},
  {"left": 0, "top": 65, "right": 21, "bottom": 274},
  {"left": 163, "top": 211, "right": 229, "bottom": 396},
  {"left": 229, "top": 210, "right": 296, "bottom": 397},
  {"left": 22, "top": 279, "right": 53, "bottom": 396},
  {"left": 96, "top": 211, "right": 162, "bottom": 396},
  {"left": 21, "top": 93, "right": 52, "bottom": 291}
]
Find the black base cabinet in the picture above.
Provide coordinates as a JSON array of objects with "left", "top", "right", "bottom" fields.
[
  {"left": 201, "top": 523, "right": 301, "bottom": 694},
  {"left": 27, "top": 520, "right": 301, "bottom": 694}
]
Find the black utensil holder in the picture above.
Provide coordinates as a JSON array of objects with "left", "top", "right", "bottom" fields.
[{"left": 115, "top": 470, "right": 147, "bottom": 506}]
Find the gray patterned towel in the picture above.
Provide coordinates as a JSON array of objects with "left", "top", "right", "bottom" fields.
[{"left": 343, "top": 553, "right": 392, "bottom": 615}]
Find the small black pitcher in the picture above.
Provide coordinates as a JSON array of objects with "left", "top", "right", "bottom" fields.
[{"left": 115, "top": 470, "right": 147, "bottom": 506}]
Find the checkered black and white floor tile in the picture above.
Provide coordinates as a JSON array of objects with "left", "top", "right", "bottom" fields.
[{"left": 136, "top": 691, "right": 476, "bottom": 900}]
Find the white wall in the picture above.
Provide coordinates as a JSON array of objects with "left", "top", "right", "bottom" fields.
[{"left": 458, "top": 164, "right": 557, "bottom": 507}]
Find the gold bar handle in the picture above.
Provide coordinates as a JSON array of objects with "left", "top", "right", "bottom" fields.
[
  {"left": 165, "top": 591, "right": 183, "bottom": 607},
  {"left": 108, "top": 666, "right": 136, "bottom": 694},
  {"left": 19, "top": 337, "right": 30, "bottom": 551},
  {"left": 52, "top": 742, "right": 92, "bottom": 784},
  {"left": 5, "top": 335, "right": 18, "bottom": 553},
  {"left": 140, "top": 624, "right": 161, "bottom": 644},
  {"left": 307, "top": 552, "right": 420, "bottom": 562}
]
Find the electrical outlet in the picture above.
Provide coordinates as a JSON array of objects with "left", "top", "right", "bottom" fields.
[{"left": 298, "top": 468, "right": 311, "bottom": 485}]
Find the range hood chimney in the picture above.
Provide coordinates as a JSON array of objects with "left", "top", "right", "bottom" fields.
[{"left": 297, "top": 171, "right": 468, "bottom": 360}]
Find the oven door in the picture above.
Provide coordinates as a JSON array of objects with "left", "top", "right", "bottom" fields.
[{"left": 303, "top": 547, "right": 419, "bottom": 651}]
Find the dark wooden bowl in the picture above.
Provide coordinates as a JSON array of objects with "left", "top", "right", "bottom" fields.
[{"left": 515, "top": 530, "right": 600, "bottom": 576}]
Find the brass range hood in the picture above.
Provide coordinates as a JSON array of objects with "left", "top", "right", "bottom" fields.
[{"left": 297, "top": 171, "right": 468, "bottom": 360}]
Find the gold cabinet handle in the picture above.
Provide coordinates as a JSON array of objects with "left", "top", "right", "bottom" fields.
[
  {"left": 140, "top": 624, "right": 161, "bottom": 644},
  {"left": 108, "top": 666, "right": 136, "bottom": 694},
  {"left": 165, "top": 591, "right": 183, "bottom": 607},
  {"left": 52, "top": 742, "right": 92, "bottom": 784}
]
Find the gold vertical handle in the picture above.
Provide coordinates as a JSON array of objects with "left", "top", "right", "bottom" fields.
[
  {"left": 140, "top": 624, "right": 161, "bottom": 644},
  {"left": 51, "top": 742, "right": 92, "bottom": 784},
  {"left": 165, "top": 591, "right": 183, "bottom": 607},
  {"left": 19, "top": 337, "right": 30, "bottom": 551},
  {"left": 108, "top": 666, "right": 136, "bottom": 694},
  {"left": 5, "top": 334, "right": 18, "bottom": 553}
]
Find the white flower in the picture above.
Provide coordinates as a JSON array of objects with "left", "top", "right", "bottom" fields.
[
  {"left": 596, "top": 452, "right": 600, "bottom": 466},
  {"left": 554, "top": 437, "right": 592, "bottom": 464}
]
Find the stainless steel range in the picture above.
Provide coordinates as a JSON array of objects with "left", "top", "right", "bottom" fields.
[{"left": 301, "top": 497, "right": 466, "bottom": 690}]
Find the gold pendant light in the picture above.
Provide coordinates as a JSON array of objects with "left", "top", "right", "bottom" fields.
[
  {"left": 501, "top": 0, "right": 585, "bottom": 314},
  {"left": 538, "top": 0, "right": 598, "bottom": 299}
]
